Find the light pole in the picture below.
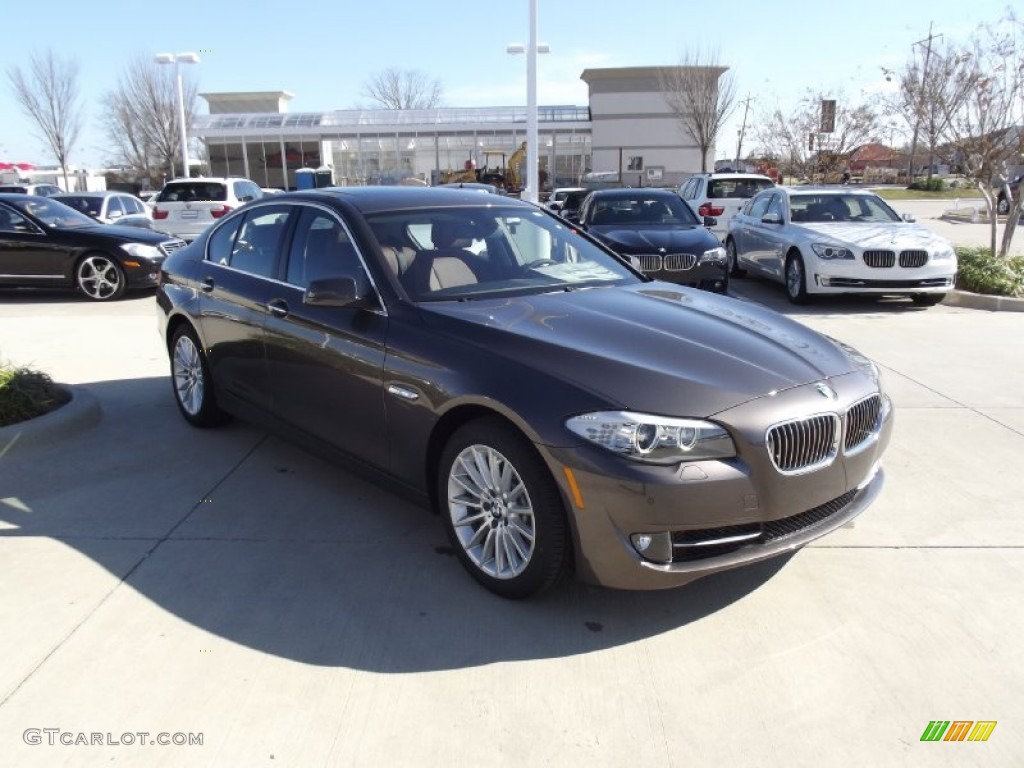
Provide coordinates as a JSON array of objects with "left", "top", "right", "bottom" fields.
[
  {"left": 506, "top": 0, "right": 549, "bottom": 203},
  {"left": 155, "top": 52, "right": 200, "bottom": 179}
]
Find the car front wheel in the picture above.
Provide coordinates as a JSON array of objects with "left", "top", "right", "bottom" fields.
[
  {"left": 726, "top": 238, "right": 746, "bottom": 277},
  {"left": 785, "top": 252, "right": 810, "bottom": 305},
  {"left": 170, "top": 326, "right": 229, "bottom": 427},
  {"left": 439, "top": 418, "right": 569, "bottom": 599},
  {"left": 76, "top": 253, "right": 126, "bottom": 300}
]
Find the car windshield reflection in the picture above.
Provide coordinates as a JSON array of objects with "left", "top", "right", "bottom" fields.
[{"left": 12, "top": 198, "right": 96, "bottom": 228}]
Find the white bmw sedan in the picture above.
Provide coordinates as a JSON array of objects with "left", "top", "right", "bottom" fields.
[{"left": 725, "top": 187, "right": 957, "bottom": 305}]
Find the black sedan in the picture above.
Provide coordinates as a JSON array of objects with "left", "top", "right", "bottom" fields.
[
  {"left": 156, "top": 187, "right": 891, "bottom": 598},
  {"left": 0, "top": 194, "right": 186, "bottom": 300},
  {"left": 577, "top": 188, "right": 729, "bottom": 292}
]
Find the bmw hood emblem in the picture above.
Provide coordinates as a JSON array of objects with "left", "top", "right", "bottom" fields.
[{"left": 815, "top": 382, "right": 838, "bottom": 400}]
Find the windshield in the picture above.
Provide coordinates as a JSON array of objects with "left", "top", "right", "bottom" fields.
[
  {"left": 11, "top": 197, "right": 97, "bottom": 228},
  {"left": 790, "top": 194, "right": 902, "bottom": 224},
  {"left": 707, "top": 178, "right": 775, "bottom": 199},
  {"left": 589, "top": 194, "right": 701, "bottom": 226},
  {"left": 367, "top": 206, "right": 641, "bottom": 302},
  {"left": 54, "top": 196, "right": 102, "bottom": 218}
]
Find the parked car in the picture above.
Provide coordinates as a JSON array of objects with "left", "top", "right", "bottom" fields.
[
  {"left": 546, "top": 186, "right": 587, "bottom": 213},
  {"left": 150, "top": 177, "right": 263, "bottom": 242},
  {"left": 437, "top": 182, "right": 501, "bottom": 194},
  {"left": 678, "top": 172, "right": 776, "bottom": 241},
  {"left": 156, "top": 186, "right": 891, "bottom": 598},
  {"left": 0, "top": 194, "right": 186, "bottom": 300},
  {"left": 52, "top": 190, "right": 154, "bottom": 230},
  {"left": 0, "top": 182, "right": 64, "bottom": 197},
  {"left": 576, "top": 188, "right": 729, "bottom": 292},
  {"left": 725, "top": 187, "right": 957, "bottom": 305},
  {"left": 554, "top": 188, "right": 589, "bottom": 223},
  {"left": 997, "top": 174, "right": 1021, "bottom": 215}
]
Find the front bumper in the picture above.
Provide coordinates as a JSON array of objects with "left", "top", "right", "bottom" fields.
[
  {"left": 808, "top": 259, "right": 956, "bottom": 294},
  {"left": 634, "top": 255, "right": 728, "bottom": 293},
  {"left": 539, "top": 376, "right": 893, "bottom": 590}
]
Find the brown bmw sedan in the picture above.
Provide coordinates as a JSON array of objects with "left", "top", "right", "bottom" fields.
[{"left": 156, "top": 187, "right": 892, "bottom": 598}]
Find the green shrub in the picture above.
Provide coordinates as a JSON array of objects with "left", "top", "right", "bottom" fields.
[
  {"left": 955, "top": 247, "right": 1024, "bottom": 297},
  {"left": 0, "top": 364, "right": 65, "bottom": 427},
  {"left": 909, "top": 177, "right": 947, "bottom": 192}
]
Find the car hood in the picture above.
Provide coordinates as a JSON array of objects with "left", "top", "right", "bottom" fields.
[
  {"left": 421, "top": 283, "right": 858, "bottom": 416},
  {"left": 796, "top": 222, "right": 952, "bottom": 250},
  {"left": 589, "top": 225, "right": 718, "bottom": 253}
]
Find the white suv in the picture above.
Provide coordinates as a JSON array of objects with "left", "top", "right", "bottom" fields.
[
  {"left": 678, "top": 173, "right": 775, "bottom": 241},
  {"left": 150, "top": 177, "right": 263, "bottom": 241}
]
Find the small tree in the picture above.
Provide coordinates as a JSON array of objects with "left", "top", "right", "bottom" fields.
[
  {"left": 101, "top": 56, "right": 199, "bottom": 185},
  {"left": 753, "top": 90, "right": 878, "bottom": 182},
  {"left": 361, "top": 68, "right": 443, "bottom": 110},
  {"left": 937, "top": 15, "right": 1024, "bottom": 257},
  {"left": 7, "top": 50, "right": 84, "bottom": 190},
  {"left": 659, "top": 50, "right": 737, "bottom": 173}
]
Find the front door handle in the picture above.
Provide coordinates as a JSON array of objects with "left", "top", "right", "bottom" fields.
[
  {"left": 267, "top": 298, "right": 289, "bottom": 318},
  {"left": 200, "top": 276, "right": 214, "bottom": 293}
]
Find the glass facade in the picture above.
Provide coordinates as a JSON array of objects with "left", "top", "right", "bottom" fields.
[{"left": 194, "top": 106, "right": 592, "bottom": 191}]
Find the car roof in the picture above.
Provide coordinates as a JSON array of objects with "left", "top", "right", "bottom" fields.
[
  {"left": 248, "top": 186, "right": 536, "bottom": 214},
  {"left": 585, "top": 188, "right": 678, "bottom": 199},
  {"left": 53, "top": 190, "right": 126, "bottom": 198},
  {"left": 780, "top": 186, "right": 879, "bottom": 196},
  {"left": 695, "top": 172, "right": 775, "bottom": 181}
]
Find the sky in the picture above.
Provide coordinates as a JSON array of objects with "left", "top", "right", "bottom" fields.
[{"left": 1, "top": 0, "right": 1015, "bottom": 168}]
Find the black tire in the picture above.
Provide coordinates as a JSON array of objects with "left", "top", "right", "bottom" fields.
[
  {"left": 169, "top": 325, "right": 229, "bottom": 428},
  {"left": 75, "top": 253, "right": 126, "bottom": 301},
  {"left": 911, "top": 293, "right": 945, "bottom": 306},
  {"left": 725, "top": 238, "right": 746, "bottom": 277},
  {"left": 785, "top": 251, "right": 810, "bottom": 305},
  {"left": 439, "top": 417, "right": 569, "bottom": 599}
]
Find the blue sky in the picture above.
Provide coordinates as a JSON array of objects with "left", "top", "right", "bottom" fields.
[{"left": 2, "top": 0, "right": 1013, "bottom": 167}]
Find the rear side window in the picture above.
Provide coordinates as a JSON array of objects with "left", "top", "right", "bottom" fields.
[
  {"left": 227, "top": 206, "right": 291, "bottom": 278},
  {"left": 707, "top": 178, "right": 774, "bottom": 199},
  {"left": 157, "top": 182, "right": 228, "bottom": 203},
  {"left": 55, "top": 196, "right": 102, "bottom": 217}
]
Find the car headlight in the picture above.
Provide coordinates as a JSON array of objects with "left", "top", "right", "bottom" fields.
[
  {"left": 120, "top": 242, "right": 161, "bottom": 260},
  {"left": 931, "top": 246, "right": 955, "bottom": 261},
  {"left": 699, "top": 246, "right": 727, "bottom": 265},
  {"left": 565, "top": 411, "right": 736, "bottom": 464},
  {"left": 811, "top": 243, "right": 854, "bottom": 260}
]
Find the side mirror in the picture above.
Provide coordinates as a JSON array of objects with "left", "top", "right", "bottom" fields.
[
  {"left": 761, "top": 212, "right": 782, "bottom": 225},
  {"left": 108, "top": 210, "right": 123, "bottom": 219},
  {"left": 303, "top": 275, "right": 373, "bottom": 308},
  {"left": 901, "top": 212, "right": 916, "bottom": 223},
  {"left": 703, "top": 215, "right": 718, "bottom": 227}
]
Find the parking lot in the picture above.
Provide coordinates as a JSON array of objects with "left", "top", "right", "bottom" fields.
[{"left": 1, "top": 223, "right": 1023, "bottom": 766}]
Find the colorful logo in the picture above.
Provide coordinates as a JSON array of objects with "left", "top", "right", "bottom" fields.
[{"left": 920, "top": 721, "right": 997, "bottom": 742}]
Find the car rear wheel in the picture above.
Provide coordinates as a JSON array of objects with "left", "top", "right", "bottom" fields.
[
  {"left": 726, "top": 238, "right": 746, "bottom": 277},
  {"left": 75, "top": 253, "right": 126, "bottom": 301},
  {"left": 170, "top": 326, "right": 229, "bottom": 427},
  {"left": 911, "top": 293, "right": 945, "bottom": 306},
  {"left": 785, "top": 252, "right": 810, "bottom": 305},
  {"left": 439, "top": 418, "right": 569, "bottom": 599}
]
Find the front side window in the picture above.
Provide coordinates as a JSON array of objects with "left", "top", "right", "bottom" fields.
[
  {"left": 228, "top": 207, "right": 291, "bottom": 277},
  {"left": 747, "top": 192, "right": 772, "bottom": 220},
  {"left": 0, "top": 204, "right": 39, "bottom": 233},
  {"left": 286, "top": 208, "right": 363, "bottom": 288},
  {"left": 10, "top": 198, "right": 94, "bottom": 228}
]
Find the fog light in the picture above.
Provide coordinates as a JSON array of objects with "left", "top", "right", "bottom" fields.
[{"left": 630, "top": 531, "right": 672, "bottom": 564}]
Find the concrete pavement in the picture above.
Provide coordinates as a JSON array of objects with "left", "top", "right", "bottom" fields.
[{"left": 0, "top": 285, "right": 1022, "bottom": 767}]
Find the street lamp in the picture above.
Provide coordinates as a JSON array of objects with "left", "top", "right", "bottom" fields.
[
  {"left": 506, "top": 0, "right": 549, "bottom": 203},
  {"left": 155, "top": 52, "right": 200, "bottom": 179}
]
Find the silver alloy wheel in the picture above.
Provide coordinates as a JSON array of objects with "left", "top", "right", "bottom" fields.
[
  {"left": 77, "top": 255, "right": 121, "bottom": 299},
  {"left": 726, "top": 239, "right": 736, "bottom": 272},
  {"left": 172, "top": 334, "right": 205, "bottom": 416},
  {"left": 786, "top": 257, "right": 803, "bottom": 298},
  {"left": 447, "top": 444, "right": 536, "bottom": 580}
]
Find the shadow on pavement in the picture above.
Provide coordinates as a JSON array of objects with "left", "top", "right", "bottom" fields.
[
  {"left": 729, "top": 275, "right": 940, "bottom": 318},
  {"left": 0, "top": 375, "right": 792, "bottom": 673}
]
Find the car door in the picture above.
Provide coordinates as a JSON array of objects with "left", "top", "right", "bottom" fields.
[
  {"left": 758, "top": 192, "right": 789, "bottom": 278},
  {"left": 262, "top": 204, "right": 390, "bottom": 469},
  {"left": 197, "top": 204, "right": 294, "bottom": 412},
  {"left": 735, "top": 192, "right": 772, "bottom": 274},
  {"left": 0, "top": 202, "right": 70, "bottom": 285}
]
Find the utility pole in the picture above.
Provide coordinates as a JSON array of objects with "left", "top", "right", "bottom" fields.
[
  {"left": 907, "top": 23, "right": 943, "bottom": 183},
  {"left": 734, "top": 95, "right": 754, "bottom": 171}
]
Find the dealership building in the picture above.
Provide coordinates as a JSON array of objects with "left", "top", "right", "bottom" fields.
[{"left": 193, "top": 66, "right": 724, "bottom": 191}]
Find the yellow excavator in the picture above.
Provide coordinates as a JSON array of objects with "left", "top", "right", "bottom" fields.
[{"left": 439, "top": 142, "right": 534, "bottom": 194}]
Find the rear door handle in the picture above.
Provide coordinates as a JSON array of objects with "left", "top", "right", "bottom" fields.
[
  {"left": 267, "top": 298, "right": 289, "bottom": 318},
  {"left": 200, "top": 276, "right": 214, "bottom": 293}
]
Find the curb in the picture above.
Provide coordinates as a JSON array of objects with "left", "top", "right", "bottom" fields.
[
  {"left": 943, "top": 289, "right": 1024, "bottom": 312},
  {"left": 0, "top": 385, "right": 102, "bottom": 458}
]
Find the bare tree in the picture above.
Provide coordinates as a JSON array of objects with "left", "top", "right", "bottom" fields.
[
  {"left": 936, "top": 15, "right": 1024, "bottom": 257},
  {"left": 753, "top": 90, "right": 878, "bottom": 181},
  {"left": 361, "top": 68, "right": 443, "bottom": 110},
  {"left": 659, "top": 50, "right": 737, "bottom": 173},
  {"left": 101, "top": 56, "right": 199, "bottom": 185},
  {"left": 7, "top": 50, "right": 84, "bottom": 190}
]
